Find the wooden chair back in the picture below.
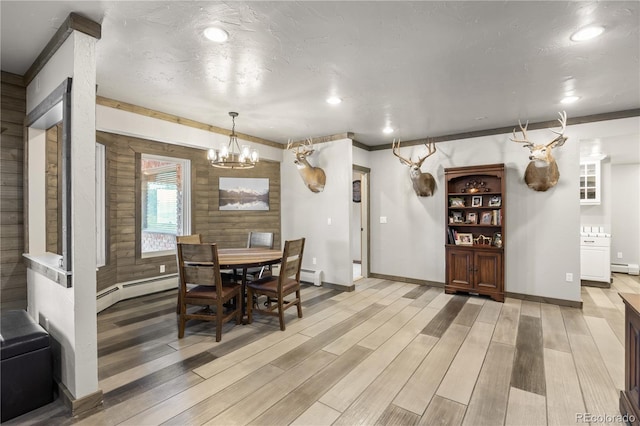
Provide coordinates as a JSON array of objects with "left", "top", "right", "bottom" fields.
[
  {"left": 175, "top": 234, "right": 203, "bottom": 313},
  {"left": 279, "top": 238, "right": 305, "bottom": 287}
]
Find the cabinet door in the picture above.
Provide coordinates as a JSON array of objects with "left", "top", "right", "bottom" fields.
[
  {"left": 475, "top": 251, "right": 502, "bottom": 291},
  {"left": 580, "top": 245, "right": 610, "bottom": 282},
  {"left": 447, "top": 249, "right": 474, "bottom": 289}
]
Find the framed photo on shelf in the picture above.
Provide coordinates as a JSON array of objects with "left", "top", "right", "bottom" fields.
[
  {"left": 480, "top": 211, "right": 493, "bottom": 224},
  {"left": 449, "top": 197, "right": 465, "bottom": 207},
  {"left": 489, "top": 195, "right": 502, "bottom": 207},
  {"left": 466, "top": 212, "right": 477, "bottom": 224},
  {"left": 456, "top": 233, "right": 473, "bottom": 246},
  {"left": 452, "top": 211, "right": 464, "bottom": 223},
  {"left": 471, "top": 195, "right": 482, "bottom": 207}
]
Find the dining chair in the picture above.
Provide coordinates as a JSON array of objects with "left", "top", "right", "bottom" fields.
[
  {"left": 244, "top": 231, "right": 275, "bottom": 281},
  {"left": 175, "top": 234, "right": 203, "bottom": 313},
  {"left": 176, "top": 242, "right": 242, "bottom": 342},
  {"left": 246, "top": 237, "right": 305, "bottom": 331}
]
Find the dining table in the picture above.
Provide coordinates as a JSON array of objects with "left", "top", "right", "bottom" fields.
[{"left": 217, "top": 247, "right": 283, "bottom": 318}]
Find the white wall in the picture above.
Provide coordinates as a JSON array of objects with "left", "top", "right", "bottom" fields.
[
  {"left": 611, "top": 163, "right": 640, "bottom": 266},
  {"left": 281, "top": 138, "right": 353, "bottom": 287},
  {"left": 26, "top": 32, "right": 99, "bottom": 399}
]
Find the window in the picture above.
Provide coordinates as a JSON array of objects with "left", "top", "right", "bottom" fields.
[{"left": 140, "top": 154, "right": 191, "bottom": 257}]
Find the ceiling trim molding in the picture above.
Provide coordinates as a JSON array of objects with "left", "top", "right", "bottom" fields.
[
  {"left": 368, "top": 108, "right": 640, "bottom": 151},
  {"left": 96, "top": 96, "right": 283, "bottom": 149},
  {"left": 288, "top": 133, "right": 354, "bottom": 146},
  {"left": 24, "top": 12, "right": 102, "bottom": 86},
  {"left": 352, "top": 139, "right": 371, "bottom": 151}
]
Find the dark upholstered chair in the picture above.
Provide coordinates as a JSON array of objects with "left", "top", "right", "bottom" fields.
[
  {"left": 246, "top": 238, "right": 305, "bottom": 331},
  {"left": 177, "top": 243, "right": 242, "bottom": 342}
]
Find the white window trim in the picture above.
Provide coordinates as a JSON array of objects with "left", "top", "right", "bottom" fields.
[
  {"left": 96, "top": 143, "right": 106, "bottom": 267},
  {"left": 140, "top": 153, "right": 191, "bottom": 259}
]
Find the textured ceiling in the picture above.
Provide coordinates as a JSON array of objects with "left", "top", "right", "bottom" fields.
[{"left": 1, "top": 1, "right": 639, "bottom": 149}]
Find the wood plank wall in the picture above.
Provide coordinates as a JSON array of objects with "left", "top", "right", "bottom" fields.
[
  {"left": 95, "top": 131, "right": 281, "bottom": 292},
  {"left": 1, "top": 72, "right": 27, "bottom": 310},
  {"left": 46, "top": 125, "right": 61, "bottom": 254}
]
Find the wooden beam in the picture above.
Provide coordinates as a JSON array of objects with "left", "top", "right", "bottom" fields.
[
  {"left": 24, "top": 12, "right": 101, "bottom": 86},
  {"left": 96, "top": 96, "right": 283, "bottom": 149}
]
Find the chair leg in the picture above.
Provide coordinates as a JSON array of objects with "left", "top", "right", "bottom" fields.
[
  {"left": 246, "top": 288, "right": 253, "bottom": 324},
  {"left": 278, "top": 297, "right": 285, "bottom": 331},
  {"left": 176, "top": 291, "right": 182, "bottom": 314},
  {"left": 178, "top": 303, "right": 186, "bottom": 338},
  {"left": 215, "top": 300, "right": 223, "bottom": 342},
  {"left": 296, "top": 289, "right": 303, "bottom": 318},
  {"left": 236, "top": 291, "right": 243, "bottom": 325}
]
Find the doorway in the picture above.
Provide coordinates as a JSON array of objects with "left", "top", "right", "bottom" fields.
[{"left": 353, "top": 165, "right": 370, "bottom": 281}]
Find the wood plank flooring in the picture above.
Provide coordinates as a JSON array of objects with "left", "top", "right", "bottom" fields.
[{"left": 6, "top": 273, "right": 640, "bottom": 425}]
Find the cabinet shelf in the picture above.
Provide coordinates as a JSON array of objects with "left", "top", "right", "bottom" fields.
[
  {"left": 449, "top": 224, "right": 501, "bottom": 228},
  {"left": 445, "top": 164, "right": 505, "bottom": 303}
]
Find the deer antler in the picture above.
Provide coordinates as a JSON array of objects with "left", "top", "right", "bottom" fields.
[
  {"left": 547, "top": 110, "right": 568, "bottom": 148},
  {"left": 415, "top": 141, "right": 437, "bottom": 167},
  {"left": 392, "top": 139, "right": 413, "bottom": 166},
  {"left": 510, "top": 120, "right": 533, "bottom": 147}
]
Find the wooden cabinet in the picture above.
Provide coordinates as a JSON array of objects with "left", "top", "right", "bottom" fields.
[
  {"left": 620, "top": 293, "right": 640, "bottom": 426},
  {"left": 445, "top": 164, "right": 505, "bottom": 302}
]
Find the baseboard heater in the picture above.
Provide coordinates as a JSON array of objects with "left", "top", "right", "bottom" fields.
[
  {"left": 96, "top": 274, "right": 179, "bottom": 313},
  {"left": 300, "top": 269, "right": 322, "bottom": 286},
  {"left": 611, "top": 263, "right": 640, "bottom": 275}
]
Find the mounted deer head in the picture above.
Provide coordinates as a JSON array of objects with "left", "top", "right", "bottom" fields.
[
  {"left": 511, "top": 111, "right": 568, "bottom": 192},
  {"left": 287, "top": 139, "right": 326, "bottom": 193},
  {"left": 392, "top": 139, "right": 437, "bottom": 197}
]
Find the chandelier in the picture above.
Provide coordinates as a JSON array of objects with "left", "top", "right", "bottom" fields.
[{"left": 208, "top": 112, "right": 259, "bottom": 169}]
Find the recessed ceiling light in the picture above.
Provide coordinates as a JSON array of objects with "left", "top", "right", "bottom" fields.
[
  {"left": 383, "top": 126, "right": 394, "bottom": 134},
  {"left": 570, "top": 25, "right": 604, "bottom": 42},
  {"left": 561, "top": 95, "right": 581, "bottom": 104},
  {"left": 204, "top": 27, "right": 229, "bottom": 43},
  {"left": 326, "top": 96, "right": 342, "bottom": 105}
]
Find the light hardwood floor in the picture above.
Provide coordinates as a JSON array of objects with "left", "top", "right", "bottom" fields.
[{"left": 7, "top": 273, "right": 639, "bottom": 425}]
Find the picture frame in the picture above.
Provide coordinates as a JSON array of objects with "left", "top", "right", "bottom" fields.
[
  {"left": 219, "top": 177, "right": 270, "bottom": 211},
  {"left": 457, "top": 233, "right": 473, "bottom": 246},
  {"left": 480, "top": 211, "right": 493, "bottom": 224},
  {"left": 449, "top": 197, "right": 465, "bottom": 207},
  {"left": 493, "top": 232, "right": 503, "bottom": 248},
  {"left": 452, "top": 211, "right": 464, "bottom": 223},
  {"left": 489, "top": 195, "right": 502, "bottom": 207},
  {"left": 466, "top": 212, "right": 477, "bottom": 224},
  {"left": 471, "top": 195, "right": 482, "bottom": 207}
]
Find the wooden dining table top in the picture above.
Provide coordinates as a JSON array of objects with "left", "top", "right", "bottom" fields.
[{"left": 217, "top": 248, "right": 283, "bottom": 269}]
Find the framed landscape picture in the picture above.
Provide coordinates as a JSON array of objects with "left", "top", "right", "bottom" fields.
[{"left": 219, "top": 177, "right": 269, "bottom": 211}]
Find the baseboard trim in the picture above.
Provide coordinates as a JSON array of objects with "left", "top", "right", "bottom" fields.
[
  {"left": 58, "top": 381, "right": 103, "bottom": 416},
  {"left": 368, "top": 273, "right": 444, "bottom": 288},
  {"left": 580, "top": 279, "right": 611, "bottom": 289},
  {"left": 505, "top": 291, "right": 583, "bottom": 309},
  {"left": 322, "top": 281, "right": 355, "bottom": 292}
]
